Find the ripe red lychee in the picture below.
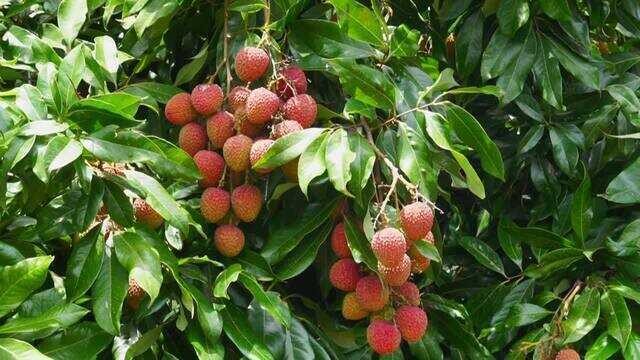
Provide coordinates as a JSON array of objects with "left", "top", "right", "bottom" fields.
[
  {"left": 393, "top": 282, "right": 420, "bottom": 306},
  {"left": 367, "top": 320, "right": 401, "bottom": 355},
  {"left": 228, "top": 86, "right": 251, "bottom": 111},
  {"left": 127, "top": 278, "right": 145, "bottom": 310},
  {"left": 200, "top": 187, "right": 230, "bottom": 223},
  {"left": 235, "top": 47, "right": 270, "bottom": 82},
  {"left": 246, "top": 87, "right": 280, "bottom": 124},
  {"left": 178, "top": 122, "right": 207, "bottom": 157},
  {"left": 282, "top": 94, "right": 317, "bottom": 128},
  {"left": 272, "top": 120, "right": 303, "bottom": 139},
  {"left": 134, "top": 198, "right": 163, "bottom": 229},
  {"left": 250, "top": 139, "right": 274, "bottom": 174},
  {"left": 371, "top": 227, "right": 407, "bottom": 267},
  {"left": 214, "top": 224, "right": 245, "bottom": 257},
  {"left": 329, "top": 258, "right": 361, "bottom": 292},
  {"left": 206, "top": 111, "right": 235, "bottom": 149},
  {"left": 355, "top": 275, "right": 389, "bottom": 312},
  {"left": 342, "top": 292, "right": 368, "bottom": 321},
  {"left": 275, "top": 65, "right": 307, "bottom": 99},
  {"left": 190, "top": 84, "right": 223, "bottom": 116},
  {"left": 165, "top": 92, "right": 197, "bottom": 125},
  {"left": 231, "top": 184, "right": 263, "bottom": 222},
  {"left": 223, "top": 134, "right": 253, "bottom": 172},
  {"left": 193, "top": 150, "right": 224, "bottom": 188},
  {"left": 555, "top": 348, "right": 580, "bottom": 360},
  {"left": 379, "top": 254, "right": 411, "bottom": 286},
  {"left": 408, "top": 234, "right": 434, "bottom": 274},
  {"left": 400, "top": 202, "right": 434, "bottom": 242},
  {"left": 331, "top": 222, "right": 350, "bottom": 258},
  {"left": 235, "top": 107, "right": 264, "bottom": 138},
  {"left": 394, "top": 305, "right": 428, "bottom": 343}
]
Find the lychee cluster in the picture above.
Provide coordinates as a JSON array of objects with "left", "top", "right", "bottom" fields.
[
  {"left": 163, "top": 46, "right": 319, "bottom": 258},
  {"left": 328, "top": 201, "right": 436, "bottom": 355}
]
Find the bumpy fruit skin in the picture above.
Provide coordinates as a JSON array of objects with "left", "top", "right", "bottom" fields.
[
  {"left": 206, "top": 111, "right": 235, "bottom": 149},
  {"left": 282, "top": 94, "right": 317, "bottom": 128},
  {"left": 214, "top": 224, "right": 245, "bottom": 257},
  {"left": 394, "top": 305, "right": 428, "bottom": 343},
  {"left": 355, "top": 275, "right": 389, "bottom": 312},
  {"left": 231, "top": 184, "right": 263, "bottom": 222},
  {"left": 371, "top": 227, "right": 407, "bottom": 267},
  {"left": 408, "top": 233, "right": 434, "bottom": 274},
  {"left": 331, "top": 222, "right": 350, "bottom": 258},
  {"left": 555, "top": 348, "right": 580, "bottom": 360},
  {"left": 393, "top": 282, "right": 420, "bottom": 306},
  {"left": 379, "top": 254, "right": 411, "bottom": 286},
  {"left": 272, "top": 120, "right": 303, "bottom": 139},
  {"left": 127, "top": 279, "right": 145, "bottom": 310},
  {"left": 400, "top": 202, "right": 434, "bottom": 242},
  {"left": 235, "top": 107, "right": 264, "bottom": 138},
  {"left": 228, "top": 86, "right": 251, "bottom": 111},
  {"left": 200, "top": 187, "right": 230, "bottom": 223},
  {"left": 179, "top": 122, "right": 207, "bottom": 157},
  {"left": 367, "top": 320, "right": 401, "bottom": 355},
  {"left": 165, "top": 92, "right": 197, "bottom": 125},
  {"left": 246, "top": 87, "right": 280, "bottom": 124},
  {"left": 329, "top": 258, "right": 361, "bottom": 292},
  {"left": 235, "top": 47, "right": 270, "bottom": 82},
  {"left": 275, "top": 65, "right": 307, "bottom": 99},
  {"left": 223, "top": 134, "right": 253, "bottom": 172},
  {"left": 342, "top": 292, "right": 368, "bottom": 320},
  {"left": 191, "top": 84, "right": 223, "bottom": 116},
  {"left": 250, "top": 139, "right": 274, "bottom": 174},
  {"left": 281, "top": 158, "right": 299, "bottom": 183},
  {"left": 134, "top": 198, "right": 163, "bottom": 229},
  {"left": 193, "top": 150, "right": 224, "bottom": 188}
]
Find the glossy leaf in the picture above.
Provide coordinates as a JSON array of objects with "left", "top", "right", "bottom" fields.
[{"left": 0, "top": 256, "right": 53, "bottom": 318}]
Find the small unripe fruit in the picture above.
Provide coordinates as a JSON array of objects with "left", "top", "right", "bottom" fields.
[
  {"left": 355, "top": 275, "right": 388, "bottom": 312},
  {"left": 282, "top": 94, "right": 317, "bottom": 128},
  {"left": 331, "top": 222, "right": 350, "bottom": 258},
  {"left": 191, "top": 84, "right": 223, "bottom": 115},
  {"left": 200, "top": 187, "right": 230, "bottom": 223},
  {"left": 228, "top": 86, "right": 251, "bottom": 111},
  {"left": 206, "top": 111, "right": 235, "bottom": 149},
  {"left": 272, "top": 120, "right": 303, "bottom": 139},
  {"left": 235, "top": 107, "right": 264, "bottom": 138},
  {"left": 231, "top": 184, "right": 263, "bottom": 222},
  {"left": 379, "top": 254, "right": 411, "bottom": 286},
  {"left": 235, "top": 47, "right": 270, "bottom": 82},
  {"left": 246, "top": 87, "right": 280, "bottom": 124},
  {"left": 178, "top": 122, "right": 207, "bottom": 157},
  {"left": 342, "top": 292, "right": 368, "bottom": 321},
  {"left": 134, "top": 198, "right": 163, "bottom": 229},
  {"left": 165, "top": 92, "right": 197, "bottom": 125},
  {"left": 371, "top": 228, "right": 407, "bottom": 267},
  {"left": 555, "top": 348, "right": 580, "bottom": 360},
  {"left": 223, "top": 134, "right": 253, "bottom": 172},
  {"left": 393, "top": 282, "right": 420, "bottom": 306},
  {"left": 329, "top": 258, "right": 361, "bottom": 292},
  {"left": 214, "top": 224, "right": 245, "bottom": 257},
  {"left": 193, "top": 150, "right": 224, "bottom": 188},
  {"left": 250, "top": 139, "right": 274, "bottom": 174},
  {"left": 367, "top": 320, "right": 401, "bottom": 355},
  {"left": 400, "top": 202, "right": 434, "bottom": 242},
  {"left": 127, "top": 278, "right": 145, "bottom": 310},
  {"left": 408, "top": 234, "right": 434, "bottom": 274},
  {"left": 394, "top": 305, "right": 428, "bottom": 343},
  {"left": 275, "top": 65, "right": 307, "bottom": 99},
  {"left": 281, "top": 158, "right": 299, "bottom": 183}
]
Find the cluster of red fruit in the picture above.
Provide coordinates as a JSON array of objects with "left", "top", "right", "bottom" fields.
[{"left": 328, "top": 202, "right": 435, "bottom": 355}]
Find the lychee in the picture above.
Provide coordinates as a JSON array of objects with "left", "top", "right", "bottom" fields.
[
  {"left": 331, "top": 222, "right": 350, "bottom": 258},
  {"left": 394, "top": 305, "right": 428, "bottom": 343},
  {"left": 272, "top": 120, "right": 302, "bottom": 139},
  {"left": 371, "top": 227, "right": 407, "bottom": 267},
  {"left": 393, "top": 282, "right": 420, "bottom": 306},
  {"left": 555, "top": 348, "right": 580, "bottom": 360},
  {"left": 214, "top": 224, "right": 245, "bottom": 257},
  {"left": 329, "top": 258, "right": 361, "bottom": 292},
  {"left": 228, "top": 86, "right": 251, "bottom": 111},
  {"left": 200, "top": 187, "right": 230, "bottom": 223},
  {"left": 206, "top": 111, "right": 235, "bottom": 149},
  {"left": 342, "top": 292, "right": 368, "bottom": 321},
  {"left": 282, "top": 94, "right": 317, "bottom": 128},
  {"left": 275, "top": 65, "right": 307, "bottom": 99},
  {"left": 134, "top": 198, "right": 163, "bottom": 229},
  {"left": 165, "top": 92, "right": 197, "bottom": 125},
  {"left": 245, "top": 87, "right": 280, "bottom": 124},
  {"left": 223, "top": 134, "right": 253, "bottom": 172},
  {"left": 235, "top": 107, "right": 264, "bottom": 138},
  {"left": 379, "top": 254, "right": 411, "bottom": 286},
  {"left": 127, "top": 278, "right": 145, "bottom": 310},
  {"left": 250, "top": 139, "right": 274, "bottom": 174},
  {"left": 190, "top": 84, "right": 223, "bottom": 116},
  {"left": 408, "top": 235, "right": 434, "bottom": 274},
  {"left": 281, "top": 158, "right": 298, "bottom": 183},
  {"left": 367, "top": 320, "right": 401, "bottom": 355},
  {"left": 193, "top": 150, "right": 224, "bottom": 188},
  {"left": 400, "top": 202, "right": 434, "bottom": 242},
  {"left": 355, "top": 275, "right": 389, "bottom": 312},
  {"left": 231, "top": 184, "right": 263, "bottom": 222},
  {"left": 178, "top": 122, "right": 207, "bottom": 157},
  {"left": 235, "top": 47, "right": 270, "bottom": 82}
]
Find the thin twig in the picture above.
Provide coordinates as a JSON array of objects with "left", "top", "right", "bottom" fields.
[{"left": 223, "top": 0, "right": 232, "bottom": 92}]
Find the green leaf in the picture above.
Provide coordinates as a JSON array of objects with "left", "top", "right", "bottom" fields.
[
  {"left": 65, "top": 226, "right": 105, "bottom": 302},
  {"left": 187, "top": 323, "right": 225, "bottom": 359},
  {"left": 0, "top": 303, "right": 89, "bottom": 341},
  {"left": 497, "top": 218, "right": 523, "bottom": 268},
  {"left": 228, "top": 0, "right": 267, "bottom": 13},
  {"left": 422, "top": 68, "right": 458, "bottom": 99},
  {"left": 549, "top": 126, "right": 579, "bottom": 176},
  {"left": 328, "top": 0, "right": 384, "bottom": 46},
  {"left": 0, "top": 338, "right": 51, "bottom": 360},
  {"left": 274, "top": 221, "right": 333, "bottom": 280},
  {"left": 539, "top": 0, "right": 571, "bottom": 21},
  {"left": 325, "top": 129, "right": 356, "bottom": 196},
  {"left": 496, "top": 26, "right": 537, "bottom": 103},
  {"left": 481, "top": 31, "right": 520, "bottom": 80},
  {"left": 343, "top": 216, "right": 377, "bottom": 270},
  {"left": 585, "top": 333, "right": 620, "bottom": 360},
  {"left": 458, "top": 236, "right": 505, "bottom": 276},
  {"left": 605, "top": 156, "right": 640, "bottom": 204},
  {"left": 389, "top": 25, "right": 419, "bottom": 58},
  {"left": 220, "top": 304, "right": 275, "bottom": 360},
  {"left": 607, "top": 84, "right": 640, "bottom": 112},
  {"left": 524, "top": 248, "right": 583, "bottom": 279},
  {"left": 239, "top": 273, "right": 291, "bottom": 328},
  {"left": 542, "top": 34, "right": 601, "bottom": 90},
  {"left": 57, "top": 0, "right": 87, "bottom": 44},
  {"left": 133, "top": 0, "right": 179, "bottom": 36},
  {"left": 67, "top": 94, "right": 141, "bottom": 132},
  {"left": 455, "top": 11, "right": 483, "bottom": 76},
  {"left": 414, "top": 238, "right": 442, "bottom": 263},
  {"left": 20, "top": 121, "right": 68, "bottom": 136},
  {"left": 497, "top": 0, "right": 529, "bottom": 36},
  {"left": 49, "top": 139, "right": 82, "bottom": 172},
  {"left": 330, "top": 59, "right": 396, "bottom": 111},
  {"left": 122, "top": 82, "right": 182, "bottom": 104},
  {"left": 213, "top": 264, "right": 242, "bottom": 299},
  {"left": 298, "top": 133, "right": 328, "bottom": 196},
  {"left": 571, "top": 169, "right": 592, "bottom": 245},
  {"left": 254, "top": 128, "right": 325, "bottom": 170},
  {"left": 600, "top": 290, "right": 632, "bottom": 348},
  {"left": 39, "top": 322, "right": 112, "bottom": 360},
  {"left": 93, "top": 36, "right": 119, "bottom": 83},
  {"left": 562, "top": 287, "right": 600, "bottom": 344},
  {"left": 624, "top": 333, "right": 640, "bottom": 360},
  {"left": 15, "top": 85, "right": 46, "bottom": 121},
  {"left": 504, "top": 303, "right": 551, "bottom": 327},
  {"left": 397, "top": 122, "right": 439, "bottom": 199},
  {"left": 347, "top": 132, "right": 375, "bottom": 205},
  {"left": 533, "top": 37, "right": 563, "bottom": 109},
  {"left": 113, "top": 230, "right": 162, "bottom": 304},
  {"left": 0, "top": 256, "right": 53, "bottom": 318},
  {"left": 175, "top": 46, "right": 207, "bottom": 86},
  {"left": 103, "top": 181, "right": 134, "bottom": 227},
  {"left": 92, "top": 251, "right": 128, "bottom": 335}
]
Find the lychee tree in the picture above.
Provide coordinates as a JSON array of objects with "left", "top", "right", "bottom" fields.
[{"left": 1, "top": 0, "right": 640, "bottom": 360}]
